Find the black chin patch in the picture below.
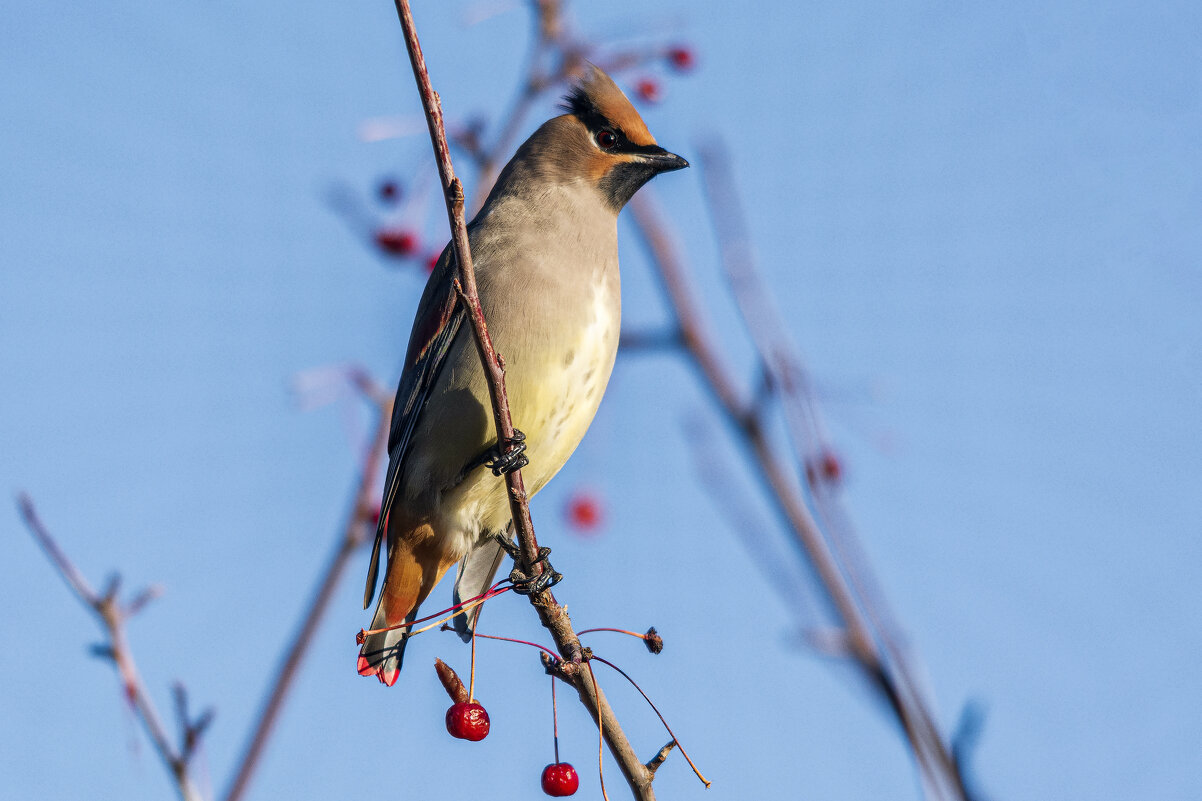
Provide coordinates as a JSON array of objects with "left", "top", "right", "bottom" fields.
[{"left": 599, "top": 161, "right": 659, "bottom": 211}]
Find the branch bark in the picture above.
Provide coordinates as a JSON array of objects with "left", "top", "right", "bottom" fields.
[{"left": 390, "top": 2, "right": 657, "bottom": 797}]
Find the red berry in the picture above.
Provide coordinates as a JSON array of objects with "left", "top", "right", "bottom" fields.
[
  {"left": 425, "top": 252, "right": 441, "bottom": 274},
  {"left": 541, "top": 763, "right": 579, "bottom": 796},
  {"left": 374, "top": 228, "right": 420, "bottom": 258},
  {"left": 636, "top": 78, "right": 662, "bottom": 103},
  {"left": 820, "top": 450, "right": 842, "bottom": 483},
  {"left": 667, "top": 45, "right": 695, "bottom": 72},
  {"left": 806, "top": 449, "right": 843, "bottom": 487},
  {"left": 565, "top": 491, "right": 603, "bottom": 533},
  {"left": 445, "top": 701, "right": 490, "bottom": 741},
  {"left": 377, "top": 179, "right": 401, "bottom": 202}
]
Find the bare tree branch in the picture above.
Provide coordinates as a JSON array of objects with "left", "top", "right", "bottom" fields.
[
  {"left": 694, "top": 144, "right": 973, "bottom": 800},
  {"left": 21, "top": 373, "right": 393, "bottom": 801},
  {"left": 17, "top": 494, "right": 207, "bottom": 801},
  {"left": 223, "top": 384, "right": 392, "bottom": 801}
]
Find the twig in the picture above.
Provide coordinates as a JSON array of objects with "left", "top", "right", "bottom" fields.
[
  {"left": 591, "top": 656, "right": 710, "bottom": 788},
  {"left": 644, "top": 740, "right": 676, "bottom": 776},
  {"left": 587, "top": 662, "right": 611, "bottom": 801},
  {"left": 630, "top": 191, "right": 881, "bottom": 664},
  {"left": 17, "top": 494, "right": 207, "bottom": 801},
  {"left": 223, "top": 389, "right": 392, "bottom": 801},
  {"left": 468, "top": 0, "right": 571, "bottom": 212},
  {"left": 694, "top": 145, "right": 971, "bottom": 800},
  {"left": 390, "top": 3, "right": 657, "bottom": 798}
]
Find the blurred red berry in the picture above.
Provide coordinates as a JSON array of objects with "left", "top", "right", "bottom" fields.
[
  {"left": 820, "top": 450, "right": 842, "bottom": 482},
  {"left": 426, "top": 252, "right": 441, "bottom": 274},
  {"left": 806, "top": 449, "right": 843, "bottom": 487},
  {"left": 565, "top": 491, "right": 603, "bottom": 533},
  {"left": 636, "top": 77, "right": 662, "bottom": 103},
  {"left": 377, "top": 179, "right": 401, "bottom": 202},
  {"left": 374, "top": 228, "right": 420, "bottom": 258},
  {"left": 445, "top": 701, "right": 490, "bottom": 741},
  {"left": 667, "top": 45, "right": 696, "bottom": 72},
  {"left": 541, "top": 763, "right": 579, "bottom": 796}
]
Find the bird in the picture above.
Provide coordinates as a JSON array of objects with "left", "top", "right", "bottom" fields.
[{"left": 358, "top": 64, "right": 688, "bottom": 686}]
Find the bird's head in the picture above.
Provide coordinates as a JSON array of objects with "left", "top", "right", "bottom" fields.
[{"left": 507, "top": 65, "right": 688, "bottom": 212}]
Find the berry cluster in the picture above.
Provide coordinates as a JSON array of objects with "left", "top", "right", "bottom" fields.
[
  {"left": 634, "top": 44, "right": 698, "bottom": 105},
  {"left": 435, "top": 658, "right": 578, "bottom": 796}
]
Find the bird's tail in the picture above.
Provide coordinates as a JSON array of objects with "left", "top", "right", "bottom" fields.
[{"left": 358, "top": 530, "right": 454, "bottom": 686}]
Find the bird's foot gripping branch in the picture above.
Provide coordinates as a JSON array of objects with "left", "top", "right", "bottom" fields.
[
  {"left": 479, "top": 428, "right": 530, "bottom": 476},
  {"left": 493, "top": 535, "right": 563, "bottom": 596}
]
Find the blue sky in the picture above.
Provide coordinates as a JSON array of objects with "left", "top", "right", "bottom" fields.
[{"left": 3, "top": 2, "right": 1200, "bottom": 799}]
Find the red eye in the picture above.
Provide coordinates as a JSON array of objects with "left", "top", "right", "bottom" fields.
[{"left": 596, "top": 130, "right": 617, "bottom": 149}]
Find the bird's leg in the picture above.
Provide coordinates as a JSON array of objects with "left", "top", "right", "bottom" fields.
[
  {"left": 492, "top": 533, "right": 562, "bottom": 595},
  {"left": 474, "top": 429, "right": 529, "bottom": 476}
]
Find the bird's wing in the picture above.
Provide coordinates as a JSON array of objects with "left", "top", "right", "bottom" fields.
[{"left": 363, "top": 243, "right": 466, "bottom": 609}]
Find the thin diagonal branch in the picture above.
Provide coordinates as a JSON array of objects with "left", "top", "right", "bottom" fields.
[
  {"left": 629, "top": 191, "right": 973, "bottom": 800},
  {"left": 629, "top": 191, "right": 880, "bottom": 666},
  {"left": 695, "top": 143, "right": 972, "bottom": 800},
  {"left": 17, "top": 494, "right": 207, "bottom": 801},
  {"left": 223, "top": 386, "right": 392, "bottom": 801},
  {"left": 390, "top": 3, "right": 657, "bottom": 798}
]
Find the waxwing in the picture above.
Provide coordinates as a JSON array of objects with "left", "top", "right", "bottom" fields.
[{"left": 359, "top": 65, "right": 687, "bottom": 685}]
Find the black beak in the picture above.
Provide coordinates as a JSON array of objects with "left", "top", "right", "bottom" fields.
[{"left": 637, "top": 145, "right": 690, "bottom": 173}]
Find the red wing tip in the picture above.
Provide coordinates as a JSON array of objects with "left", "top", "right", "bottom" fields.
[{"left": 357, "top": 655, "right": 399, "bottom": 687}]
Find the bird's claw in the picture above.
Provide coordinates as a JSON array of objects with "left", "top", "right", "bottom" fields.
[
  {"left": 492, "top": 533, "right": 522, "bottom": 559},
  {"left": 491, "top": 537, "right": 562, "bottom": 595},
  {"left": 510, "top": 561, "right": 562, "bottom": 595},
  {"left": 482, "top": 429, "right": 529, "bottom": 476}
]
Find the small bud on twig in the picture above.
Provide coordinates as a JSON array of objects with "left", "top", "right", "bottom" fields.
[
  {"left": 90, "top": 643, "right": 116, "bottom": 661},
  {"left": 645, "top": 739, "right": 676, "bottom": 775}
]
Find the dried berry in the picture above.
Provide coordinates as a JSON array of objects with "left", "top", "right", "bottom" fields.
[{"left": 445, "top": 701, "right": 490, "bottom": 741}]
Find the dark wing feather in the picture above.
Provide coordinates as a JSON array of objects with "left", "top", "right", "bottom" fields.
[{"left": 363, "top": 244, "right": 465, "bottom": 608}]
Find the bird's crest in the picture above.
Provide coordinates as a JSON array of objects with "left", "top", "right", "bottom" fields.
[{"left": 560, "top": 64, "right": 656, "bottom": 147}]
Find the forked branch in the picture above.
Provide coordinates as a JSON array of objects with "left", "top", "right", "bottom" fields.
[{"left": 17, "top": 494, "right": 207, "bottom": 801}]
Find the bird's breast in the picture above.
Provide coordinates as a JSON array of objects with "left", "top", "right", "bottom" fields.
[
  {"left": 424, "top": 201, "right": 621, "bottom": 554},
  {"left": 513, "top": 273, "right": 620, "bottom": 487}
]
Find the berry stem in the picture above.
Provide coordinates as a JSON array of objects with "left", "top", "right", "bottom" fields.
[
  {"left": 468, "top": 627, "right": 477, "bottom": 702},
  {"left": 469, "top": 631, "right": 559, "bottom": 659},
  {"left": 586, "top": 662, "right": 610, "bottom": 801},
  {"left": 577, "top": 627, "right": 645, "bottom": 639},
  {"left": 358, "top": 582, "right": 511, "bottom": 639},
  {"left": 591, "top": 656, "right": 711, "bottom": 788},
  {"left": 551, "top": 674, "right": 561, "bottom": 765}
]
